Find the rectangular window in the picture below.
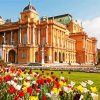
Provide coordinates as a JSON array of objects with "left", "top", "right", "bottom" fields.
[
  {"left": 22, "top": 53, "right": 26, "bottom": 58},
  {"left": 23, "top": 34, "right": 27, "bottom": 44}
]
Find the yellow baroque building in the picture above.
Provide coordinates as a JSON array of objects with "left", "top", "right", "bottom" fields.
[{"left": 0, "top": 3, "right": 97, "bottom": 65}]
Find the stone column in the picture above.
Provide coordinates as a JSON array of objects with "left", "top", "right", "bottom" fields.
[
  {"left": 11, "top": 31, "right": 13, "bottom": 44},
  {"left": 33, "top": 50, "right": 35, "bottom": 63},
  {"left": 38, "top": 28, "right": 40, "bottom": 45},
  {"left": 3, "top": 32, "right": 6, "bottom": 44},
  {"left": 6, "top": 52, "right": 9, "bottom": 62},
  {"left": 41, "top": 45, "right": 45, "bottom": 64},
  {"left": 46, "top": 25, "right": 48, "bottom": 44},
  {"left": 19, "top": 27, "right": 22, "bottom": 44},
  {"left": 32, "top": 25, "right": 36, "bottom": 46},
  {"left": 27, "top": 24, "right": 30, "bottom": 44},
  {"left": 48, "top": 48, "right": 52, "bottom": 63}
]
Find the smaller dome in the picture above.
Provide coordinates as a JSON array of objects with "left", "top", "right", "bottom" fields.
[
  {"left": 23, "top": 4, "right": 36, "bottom": 11},
  {"left": 0, "top": 16, "right": 3, "bottom": 19}
]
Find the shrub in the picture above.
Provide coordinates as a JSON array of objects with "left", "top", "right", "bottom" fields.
[{"left": 0, "top": 59, "right": 7, "bottom": 67}]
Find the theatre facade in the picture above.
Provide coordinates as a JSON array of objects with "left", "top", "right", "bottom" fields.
[{"left": 0, "top": 3, "right": 97, "bottom": 65}]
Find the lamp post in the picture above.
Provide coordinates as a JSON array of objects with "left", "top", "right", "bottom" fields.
[
  {"left": 69, "top": 52, "right": 71, "bottom": 65},
  {"left": 41, "top": 44, "right": 44, "bottom": 64},
  {"left": 1, "top": 35, "right": 4, "bottom": 60},
  {"left": 41, "top": 37, "right": 45, "bottom": 64},
  {"left": 16, "top": 43, "right": 18, "bottom": 64}
]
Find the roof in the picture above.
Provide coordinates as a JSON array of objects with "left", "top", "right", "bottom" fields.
[
  {"left": 48, "top": 14, "right": 72, "bottom": 19},
  {"left": 23, "top": 3, "right": 36, "bottom": 11},
  {"left": 0, "top": 16, "right": 3, "bottom": 19},
  {"left": 48, "top": 14, "right": 72, "bottom": 25}
]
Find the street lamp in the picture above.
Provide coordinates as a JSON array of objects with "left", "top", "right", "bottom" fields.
[
  {"left": 69, "top": 52, "right": 71, "bottom": 65},
  {"left": 41, "top": 37, "right": 45, "bottom": 64},
  {"left": 16, "top": 42, "right": 18, "bottom": 64},
  {"left": 1, "top": 35, "right": 5, "bottom": 60}
]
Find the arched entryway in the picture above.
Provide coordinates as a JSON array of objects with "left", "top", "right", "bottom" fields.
[
  {"left": 8, "top": 49, "right": 16, "bottom": 63},
  {"left": 35, "top": 52, "right": 38, "bottom": 62},
  {"left": 63, "top": 53, "right": 65, "bottom": 62},
  {"left": 59, "top": 52, "right": 61, "bottom": 62},
  {"left": 55, "top": 52, "right": 57, "bottom": 61}
]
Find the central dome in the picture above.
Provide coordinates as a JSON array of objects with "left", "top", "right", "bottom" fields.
[{"left": 23, "top": 4, "right": 36, "bottom": 11}]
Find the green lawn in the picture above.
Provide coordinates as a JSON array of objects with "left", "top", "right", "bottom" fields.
[{"left": 33, "top": 70, "right": 100, "bottom": 99}]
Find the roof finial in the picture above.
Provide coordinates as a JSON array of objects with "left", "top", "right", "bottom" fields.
[{"left": 29, "top": 0, "right": 31, "bottom": 5}]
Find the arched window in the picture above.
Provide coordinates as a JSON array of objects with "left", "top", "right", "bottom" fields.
[
  {"left": 63, "top": 53, "right": 65, "bottom": 61},
  {"left": 55, "top": 52, "right": 57, "bottom": 61}
]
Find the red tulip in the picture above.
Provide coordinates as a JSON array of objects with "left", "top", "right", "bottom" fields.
[
  {"left": 27, "top": 87, "right": 33, "bottom": 95},
  {"left": 4, "top": 75, "right": 12, "bottom": 82},
  {"left": 7, "top": 85, "right": 16, "bottom": 94},
  {"left": 18, "top": 90, "right": 24, "bottom": 98},
  {"left": 46, "top": 78, "right": 51, "bottom": 83},
  {"left": 36, "top": 89, "right": 40, "bottom": 93},
  {"left": 37, "top": 79, "right": 44, "bottom": 85},
  {"left": 0, "top": 77, "right": 3, "bottom": 83},
  {"left": 14, "top": 96, "right": 19, "bottom": 100},
  {"left": 34, "top": 74, "right": 37, "bottom": 77},
  {"left": 42, "top": 96, "right": 47, "bottom": 100},
  {"left": 14, "top": 79, "right": 18, "bottom": 83},
  {"left": 67, "top": 85, "right": 72, "bottom": 88},
  {"left": 55, "top": 82, "right": 60, "bottom": 89},
  {"left": 52, "top": 75, "right": 56, "bottom": 79}
]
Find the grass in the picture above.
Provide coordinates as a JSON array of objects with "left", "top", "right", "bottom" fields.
[
  {"left": 33, "top": 70, "right": 100, "bottom": 99},
  {"left": 96, "top": 65, "right": 100, "bottom": 68}
]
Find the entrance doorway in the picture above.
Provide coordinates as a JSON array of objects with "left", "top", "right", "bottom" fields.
[
  {"left": 59, "top": 52, "right": 61, "bottom": 62},
  {"left": 8, "top": 49, "right": 16, "bottom": 63}
]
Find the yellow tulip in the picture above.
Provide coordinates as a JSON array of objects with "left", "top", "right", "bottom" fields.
[
  {"left": 29, "top": 96, "right": 38, "bottom": 100},
  {"left": 59, "top": 81, "right": 66, "bottom": 86},
  {"left": 23, "top": 81, "right": 30, "bottom": 87},
  {"left": 91, "top": 87, "right": 97, "bottom": 93},
  {"left": 59, "top": 81, "right": 64, "bottom": 86},
  {"left": 22, "top": 87, "right": 27, "bottom": 93},
  {"left": 77, "top": 85, "right": 84, "bottom": 93},
  {"left": 21, "top": 73, "right": 26, "bottom": 78},
  {"left": 52, "top": 88, "right": 61, "bottom": 94}
]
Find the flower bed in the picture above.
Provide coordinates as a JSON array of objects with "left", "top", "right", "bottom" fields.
[{"left": 0, "top": 66, "right": 98, "bottom": 100}]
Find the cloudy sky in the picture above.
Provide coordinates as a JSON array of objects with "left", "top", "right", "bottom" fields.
[
  {"left": 0, "top": 0, "right": 100, "bottom": 48},
  {"left": 82, "top": 17, "right": 100, "bottom": 48}
]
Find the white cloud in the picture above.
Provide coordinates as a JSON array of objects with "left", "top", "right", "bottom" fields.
[{"left": 82, "top": 17, "right": 100, "bottom": 48}]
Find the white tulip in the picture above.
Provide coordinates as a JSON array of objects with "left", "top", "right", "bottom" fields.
[
  {"left": 87, "top": 80, "right": 94, "bottom": 85},
  {"left": 63, "top": 86, "right": 72, "bottom": 93},
  {"left": 26, "top": 76, "right": 31, "bottom": 80},
  {"left": 14, "top": 77, "right": 18, "bottom": 80},
  {"left": 91, "top": 93, "right": 98, "bottom": 100},
  {"left": 13, "top": 73, "right": 17, "bottom": 76},
  {"left": 15, "top": 85, "right": 22, "bottom": 90},
  {"left": 19, "top": 77, "right": 23, "bottom": 80},
  {"left": 7, "top": 81, "right": 11, "bottom": 85},
  {"left": 83, "top": 88, "right": 89, "bottom": 93},
  {"left": 46, "top": 93, "right": 51, "bottom": 97},
  {"left": 81, "top": 82, "right": 87, "bottom": 87},
  {"left": 11, "top": 80, "right": 15, "bottom": 85},
  {"left": 71, "top": 81, "right": 75, "bottom": 86},
  {"left": 79, "top": 95, "right": 84, "bottom": 100},
  {"left": 32, "top": 81, "right": 36, "bottom": 84},
  {"left": 60, "top": 76, "right": 65, "bottom": 80}
]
